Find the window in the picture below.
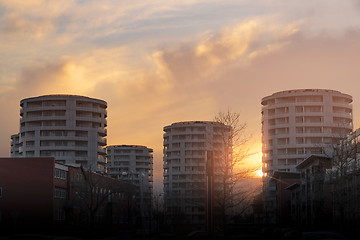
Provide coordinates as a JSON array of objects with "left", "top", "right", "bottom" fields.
[
  {"left": 55, "top": 169, "right": 66, "bottom": 179},
  {"left": 54, "top": 188, "right": 67, "bottom": 199}
]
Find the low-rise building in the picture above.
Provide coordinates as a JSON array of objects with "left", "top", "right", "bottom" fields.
[
  {"left": 267, "top": 171, "right": 300, "bottom": 225},
  {"left": 325, "top": 129, "right": 360, "bottom": 234},
  {"left": 0, "top": 157, "right": 136, "bottom": 232},
  {"left": 294, "top": 155, "right": 332, "bottom": 229}
]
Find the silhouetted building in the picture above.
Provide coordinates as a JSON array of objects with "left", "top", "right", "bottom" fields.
[
  {"left": 295, "top": 155, "right": 332, "bottom": 229},
  {"left": 0, "top": 157, "right": 136, "bottom": 232},
  {"left": 325, "top": 129, "right": 360, "bottom": 235},
  {"left": 267, "top": 171, "right": 299, "bottom": 225},
  {"left": 286, "top": 130, "right": 360, "bottom": 236}
]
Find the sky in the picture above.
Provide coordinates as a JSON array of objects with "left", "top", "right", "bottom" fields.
[{"left": 1, "top": 0, "right": 360, "bottom": 189}]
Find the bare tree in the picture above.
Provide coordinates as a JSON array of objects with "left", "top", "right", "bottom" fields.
[
  {"left": 325, "top": 130, "right": 360, "bottom": 234},
  {"left": 213, "top": 110, "right": 260, "bottom": 230},
  {"left": 74, "top": 167, "right": 136, "bottom": 228}
]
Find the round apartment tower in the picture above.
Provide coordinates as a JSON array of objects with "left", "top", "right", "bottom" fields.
[
  {"left": 106, "top": 145, "right": 154, "bottom": 214},
  {"left": 163, "top": 121, "right": 231, "bottom": 226},
  {"left": 106, "top": 144, "right": 153, "bottom": 197},
  {"left": 261, "top": 89, "right": 353, "bottom": 178},
  {"left": 15, "top": 95, "right": 107, "bottom": 171}
]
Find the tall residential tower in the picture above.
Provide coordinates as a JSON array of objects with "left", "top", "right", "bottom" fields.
[
  {"left": 11, "top": 95, "right": 107, "bottom": 171},
  {"left": 106, "top": 144, "right": 153, "bottom": 211},
  {"left": 163, "top": 121, "right": 231, "bottom": 228},
  {"left": 261, "top": 89, "right": 353, "bottom": 177},
  {"left": 261, "top": 89, "right": 353, "bottom": 224}
]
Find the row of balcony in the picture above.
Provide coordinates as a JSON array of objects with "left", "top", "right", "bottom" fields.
[
  {"left": 262, "top": 112, "right": 352, "bottom": 122},
  {"left": 265, "top": 122, "right": 352, "bottom": 130},
  {"left": 261, "top": 101, "right": 351, "bottom": 111},
  {"left": 21, "top": 105, "right": 107, "bottom": 115},
  {"left": 19, "top": 126, "right": 107, "bottom": 136},
  {"left": 18, "top": 135, "right": 106, "bottom": 144},
  {"left": 19, "top": 145, "right": 106, "bottom": 153}
]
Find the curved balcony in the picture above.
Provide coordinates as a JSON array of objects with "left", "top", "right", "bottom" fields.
[
  {"left": 294, "top": 112, "right": 324, "bottom": 117},
  {"left": 20, "top": 126, "right": 68, "bottom": 131},
  {"left": 294, "top": 122, "right": 332, "bottom": 128},
  {"left": 22, "top": 115, "right": 68, "bottom": 122},
  {"left": 97, "top": 137, "right": 107, "bottom": 146},
  {"left": 39, "top": 145, "right": 89, "bottom": 151},
  {"left": 293, "top": 132, "right": 332, "bottom": 138},
  {"left": 37, "top": 135, "right": 73, "bottom": 141},
  {"left": 293, "top": 102, "right": 325, "bottom": 107},
  {"left": 332, "top": 102, "right": 353, "bottom": 108},
  {"left": 98, "top": 128, "right": 107, "bottom": 137},
  {"left": 332, "top": 112, "right": 352, "bottom": 119},
  {"left": 22, "top": 106, "right": 67, "bottom": 112},
  {"left": 272, "top": 113, "right": 291, "bottom": 118},
  {"left": 75, "top": 116, "right": 106, "bottom": 124},
  {"left": 262, "top": 145, "right": 273, "bottom": 152},
  {"left": 267, "top": 123, "right": 290, "bottom": 129},
  {"left": 76, "top": 106, "right": 107, "bottom": 115},
  {"left": 98, "top": 147, "right": 106, "bottom": 155}
]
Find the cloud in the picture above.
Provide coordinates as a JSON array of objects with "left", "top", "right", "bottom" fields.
[
  {"left": 152, "top": 16, "right": 301, "bottom": 86},
  {"left": 0, "top": 13, "right": 54, "bottom": 39},
  {"left": 0, "top": 15, "right": 304, "bottom": 157},
  {"left": 0, "top": 0, "right": 75, "bottom": 39}
]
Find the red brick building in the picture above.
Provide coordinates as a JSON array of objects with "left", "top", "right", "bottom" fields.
[{"left": 0, "top": 157, "right": 137, "bottom": 232}]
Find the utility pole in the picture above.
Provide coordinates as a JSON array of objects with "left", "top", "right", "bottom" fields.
[{"left": 206, "top": 151, "right": 214, "bottom": 233}]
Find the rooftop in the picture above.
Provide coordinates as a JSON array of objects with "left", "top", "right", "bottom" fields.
[
  {"left": 164, "top": 120, "right": 229, "bottom": 129},
  {"left": 107, "top": 145, "right": 153, "bottom": 151},
  {"left": 20, "top": 94, "right": 107, "bottom": 105},
  {"left": 261, "top": 89, "right": 352, "bottom": 105},
  {"left": 296, "top": 155, "right": 331, "bottom": 170}
]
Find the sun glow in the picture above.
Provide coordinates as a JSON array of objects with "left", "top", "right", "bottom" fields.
[{"left": 255, "top": 169, "right": 263, "bottom": 178}]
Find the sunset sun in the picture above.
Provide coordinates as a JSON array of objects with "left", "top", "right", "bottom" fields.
[{"left": 255, "top": 169, "right": 263, "bottom": 178}]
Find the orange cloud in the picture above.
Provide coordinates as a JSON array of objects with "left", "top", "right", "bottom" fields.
[
  {"left": 0, "top": 0, "right": 75, "bottom": 40},
  {"left": 0, "top": 16, "right": 303, "bottom": 186},
  {"left": 153, "top": 16, "right": 301, "bottom": 84}
]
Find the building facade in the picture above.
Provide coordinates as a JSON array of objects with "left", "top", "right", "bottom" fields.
[
  {"left": 163, "top": 121, "right": 231, "bottom": 229},
  {"left": 0, "top": 157, "right": 136, "bottom": 232},
  {"left": 261, "top": 89, "right": 353, "bottom": 177},
  {"left": 325, "top": 128, "right": 360, "bottom": 234},
  {"left": 106, "top": 145, "right": 153, "bottom": 216},
  {"left": 10, "top": 134, "right": 20, "bottom": 156},
  {"left": 269, "top": 171, "right": 300, "bottom": 226},
  {"left": 11, "top": 95, "right": 107, "bottom": 172},
  {"left": 261, "top": 89, "right": 352, "bottom": 224},
  {"left": 292, "top": 155, "right": 332, "bottom": 229}
]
